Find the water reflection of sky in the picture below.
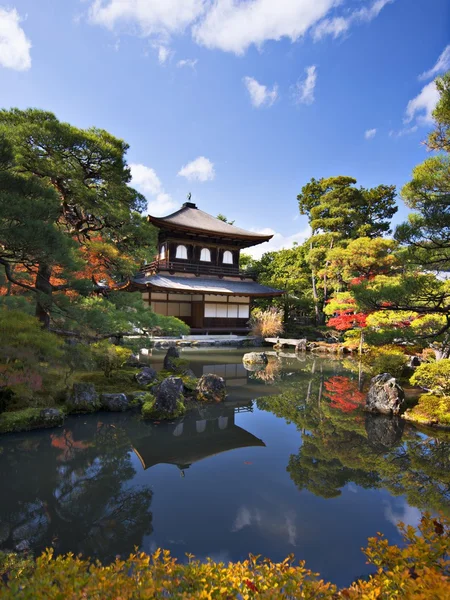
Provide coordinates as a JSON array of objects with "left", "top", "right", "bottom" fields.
[{"left": 0, "top": 349, "right": 448, "bottom": 588}]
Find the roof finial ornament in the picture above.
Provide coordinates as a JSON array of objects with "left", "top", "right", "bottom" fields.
[{"left": 187, "top": 192, "right": 191, "bottom": 201}]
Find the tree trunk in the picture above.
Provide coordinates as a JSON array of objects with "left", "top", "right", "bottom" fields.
[{"left": 35, "top": 263, "right": 52, "bottom": 329}]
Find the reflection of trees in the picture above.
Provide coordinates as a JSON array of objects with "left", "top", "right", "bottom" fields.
[
  {"left": 257, "top": 369, "right": 450, "bottom": 514},
  {"left": 0, "top": 418, "right": 153, "bottom": 560}
]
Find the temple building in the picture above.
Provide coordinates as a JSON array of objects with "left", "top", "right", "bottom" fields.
[{"left": 132, "top": 202, "right": 283, "bottom": 333}]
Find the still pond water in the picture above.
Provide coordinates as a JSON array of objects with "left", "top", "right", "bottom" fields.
[{"left": 0, "top": 348, "right": 449, "bottom": 587}]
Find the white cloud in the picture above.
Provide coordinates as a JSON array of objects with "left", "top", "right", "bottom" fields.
[
  {"left": 88, "top": 0, "right": 206, "bottom": 37},
  {"left": 389, "top": 125, "right": 418, "bottom": 138},
  {"left": 0, "top": 8, "right": 31, "bottom": 71},
  {"left": 293, "top": 65, "right": 317, "bottom": 105},
  {"left": 153, "top": 43, "right": 172, "bottom": 64},
  {"left": 404, "top": 80, "right": 439, "bottom": 125},
  {"left": 313, "top": 0, "right": 393, "bottom": 41},
  {"left": 384, "top": 500, "right": 421, "bottom": 534},
  {"left": 177, "top": 58, "right": 198, "bottom": 69},
  {"left": 178, "top": 156, "right": 215, "bottom": 182},
  {"left": 130, "top": 163, "right": 162, "bottom": 195},
  {"left": 419, "top": 44, "right": 450, "bottom": 81},
  {"left": 365, "top": 128, "right": 377, "bottom": 139},
  {"left": 246, "top": 226, "right": 312, "bottom": 259},
  {"left": 243, "top": 76, "right": 278, "bottom": 108},
  {"left": 87, "top": 0, "right": 393, "bottom": 56},
  {"left": 130, "top": 163, "right": 176, "bottom": 215},
  {"left": 147, "top": 192, "right": 177, "bottom": 216}
]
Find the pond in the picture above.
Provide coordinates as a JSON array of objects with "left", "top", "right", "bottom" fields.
[{"left": 0, "top": 348, "right": 449, "bottom": 587}]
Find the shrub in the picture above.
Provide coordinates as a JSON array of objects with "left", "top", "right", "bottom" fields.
[
  {"left": 410, "top": 359, "right": 450, "bottom": 395},
  {"left": 0, "top": 515, "right": 448, "bottom": 599},
  {"left": 363, "top": 345, "right": 408, "bottom": 378},
  {"left": 141, "top": 393, "right": 157, "bottom": 419},
  {"left": 405, "top": 393, "right": 450, "bottom": 426},
  {"left": 250, "top": 307, "right": 284, "bottom": 338},
  {"left": 90, "top": 341, "right": 132, "bottom": 378}
]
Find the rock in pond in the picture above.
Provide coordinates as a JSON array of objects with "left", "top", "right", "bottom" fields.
[
  {"left": 365, "top": 413, "right": 404, "bottom": 451},
  {"left": 295, "top": 339, "right": 307, "bottom": 352},
  {"left": 101, "top": 393, "right": 130, "bottom": 412},
  {"left": 135, "top": 366, "right": 157, "bottom": 386},
  {"left": 243, "top": 352, "right": 268, "bottom": 365},
  {"left": 40, "top": 408, "right": 65, "bottom": 427},
  {"left": 14, "top": 539, "right": 31, "bottom": 553},
  {"left": 196, "top": 374, "right": 226, "bottom": 403},
  {"left": 67, "top": 383, "right": 100, "bottom": 413},
  {"left": 163, "top": 346, "right": 180, "bottom": 370},
  {"left": 142, "top": 376, "right": 186, "bottom": 420},
  {"left": 366, "top": 373, "right": 405, "bottom": 415}
]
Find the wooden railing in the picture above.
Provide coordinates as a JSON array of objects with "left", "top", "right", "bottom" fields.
[{"left": 141, "top": 259, "right": 256, "bottom": 279}]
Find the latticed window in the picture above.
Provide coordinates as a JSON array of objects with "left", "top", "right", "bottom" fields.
[
  {"left": 200, "top": 248, "right": 211, "bottom": 261},
  {"left": 223, "top": 250, "right": 233, "bottom": 264},
  {"left": 176, "top": 245, "right": 188, "bottom": 259}
]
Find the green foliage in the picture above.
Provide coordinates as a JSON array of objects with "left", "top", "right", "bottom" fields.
[
  {"left": 411, "top": 359, "right": 450, "bottom": 395},
  {"left": 91, "top": 341, "right": 132, "bottom": 378},
  {"left": 362, "top": 345, "right": 408, "bottom": 377},
  {"left": 406, "top": 393, "right": 450, "bottom": 426},
  {"left": 0, "top": 515, "right": 448, "bottom": 599},
  {"left": 0, "top": 309, "right": 63, "bottom": 401},
  {"left": 74, "top": 369, "right": 141, "bottom": 395},
  {"left": 141, "top": 394, "right": 157, "bottom": 419},
  {"left": 0, "top": 407, "right": 64, "bottom": 434},
  {"left": 141, "top": 394, "right": 185, "bottom": 420}
]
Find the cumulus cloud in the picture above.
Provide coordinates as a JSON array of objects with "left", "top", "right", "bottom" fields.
[
  {"left": 313, "top": 0, "right": 393, "bottom": 41},
  {"left": 404, "top": 80, "right": 439, "bottom": 125},
  {"left": 246, "top": 225, "right": 312, "bottom": 259},
  {"left": 243, "top": 76, "right": 278, "bottom": 108},
  {"left": 130, "top": 163, "right": 176, "bottom": 215},
  {"left": 419, "top": 44, "right": 450, "bottom": 81},
  {"left": 87, "top": 0, "right": 391, "bottom": 56},
  {"left": 0, "top": 7, "right": 31, "bottom": 71},
  {"left": 177, "top": 58, "right": 198, "bottom": 69},
  {"left": 365, "top": 128, "right": 377, "bottom": 139},
  {"left": 153, "top": 43, "right": 172, "bottom": 64},
  {"left": 293, "top": 65, "right": 317, "bottom": 105},
  {"left": 178, "top": 156, "right": 215, "bottom": 182}
]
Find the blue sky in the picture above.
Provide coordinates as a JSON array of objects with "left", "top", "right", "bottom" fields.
[{"left": 0, "top": 0, "right": 449, "bottom": 257}]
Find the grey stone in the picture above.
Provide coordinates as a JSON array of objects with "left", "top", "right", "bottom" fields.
[
  {"left": 135, "top": 366, "right": 157, "bottom": 386},
  {"left": 152, "top": 376, "right": 185, "bottom": 418},
  {"left": 67, "top": 383, "right": 100, "bottom": 413},
  {"left": 14, "top": 540, "right": 30, "bottom": 553},
  {"left": 163, "top": 346, "right": 180, "bottom": 370},
  {"left": 295, "top": 339, "right": 307, "bottom": 352},
  {"left": 243, "top": 352, "right": 268, "bottom": 365},
  {"left": 365, "top": 414, "right": 404, "bottom": 451},
  {"left": 101, "top": 393, "right": 130, "bottom": 412},
  {"left": 196, "top": 374, "right": 227, "bottom": 403},
  {"left": 408, "top": 355, "right": 422, "bottom": 368},
  {"left": 366, "top": 373, "right": 405, "bottom": 415},
  {"left": 39, "top": 408, "right": 64, "bottom": 427}
]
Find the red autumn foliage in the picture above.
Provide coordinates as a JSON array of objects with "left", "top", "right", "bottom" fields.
[
  {"left": 50, "top": 431, "right": 92, "bottom": 461},
  {"left": 327, "top": 310, "right": 367, "bottom": 331},
  {"left": 323, "top": 376, "right": 365, "bottom": 413}
]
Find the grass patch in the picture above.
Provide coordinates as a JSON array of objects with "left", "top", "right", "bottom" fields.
[
  {"left": 405, "top": 393, "right": 450, "bottom": 426},
  {"left": 0, "top": 408, "right": 64, "bottom": 434},
  {"left": 74, "top": 369, "right": 142, "bottom": 394}
]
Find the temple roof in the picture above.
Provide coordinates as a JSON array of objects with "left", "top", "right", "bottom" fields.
[
  {"left": 133, "top": 273, "right": 284, "bottom": 297},
  {"left": 148, "top": 202, "right": 273, "bottom": 247}
]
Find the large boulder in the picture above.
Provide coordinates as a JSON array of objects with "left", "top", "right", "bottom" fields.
[
  {"left": 366, "top": 373, "right": 405, "bottom": 415},
  {"left": 101, "top": 393, "right": 130, "bottom": 412},
  {"left": 67, "top": 383, "right": 100, "bottom": 413},
  {"left": 135, "top": 366, "right": 157, "bottom": 386},
  {"left": 365, "top": 414, "right": 404, "bottom": 451},
  {"left": 243, "top": 352, "right": 268, "bottom": 365},
  {"left": 142, "top": 376, "right": 186, "bottom": 420},
  {"left": 196, "top": 374, "right": 227, "bottom": 403},
  {"left": 295, "top": 339, "right": 307, "bottom": 352},
  {"left": 163, "top": 346, "right": 180, "bottom": 371}
]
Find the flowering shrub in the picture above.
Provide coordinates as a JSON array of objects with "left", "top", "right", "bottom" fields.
[{"left": 0, "top": 515, "right": 448, "bottom": 598}]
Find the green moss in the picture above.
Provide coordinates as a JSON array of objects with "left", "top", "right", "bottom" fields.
[
  {"left": 141, "top": 393, "right": 185, "bottom": 420},
  {"left": 0, "top": 408, "right": 64, "bottom": 434},
  {"left": 74, "top": 369, "right": 142, "bottom": 394},
  {"left": 405, "top": 393, "right": 450, "bottom": 426},
  {"left": 181, "top": 375, "right": 198, "bottom": 392},
  {"left": 168, "top": 358, "right": 190, "bottom": 374}
]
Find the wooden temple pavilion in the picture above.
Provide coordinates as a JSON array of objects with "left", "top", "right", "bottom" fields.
[{"left": 132, "top": 202, "right": 283, "bottom": 333}]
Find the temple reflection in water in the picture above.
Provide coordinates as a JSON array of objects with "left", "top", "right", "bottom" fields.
[{"left": 131, "top": 404, "right": 265, "bottom": 472}]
